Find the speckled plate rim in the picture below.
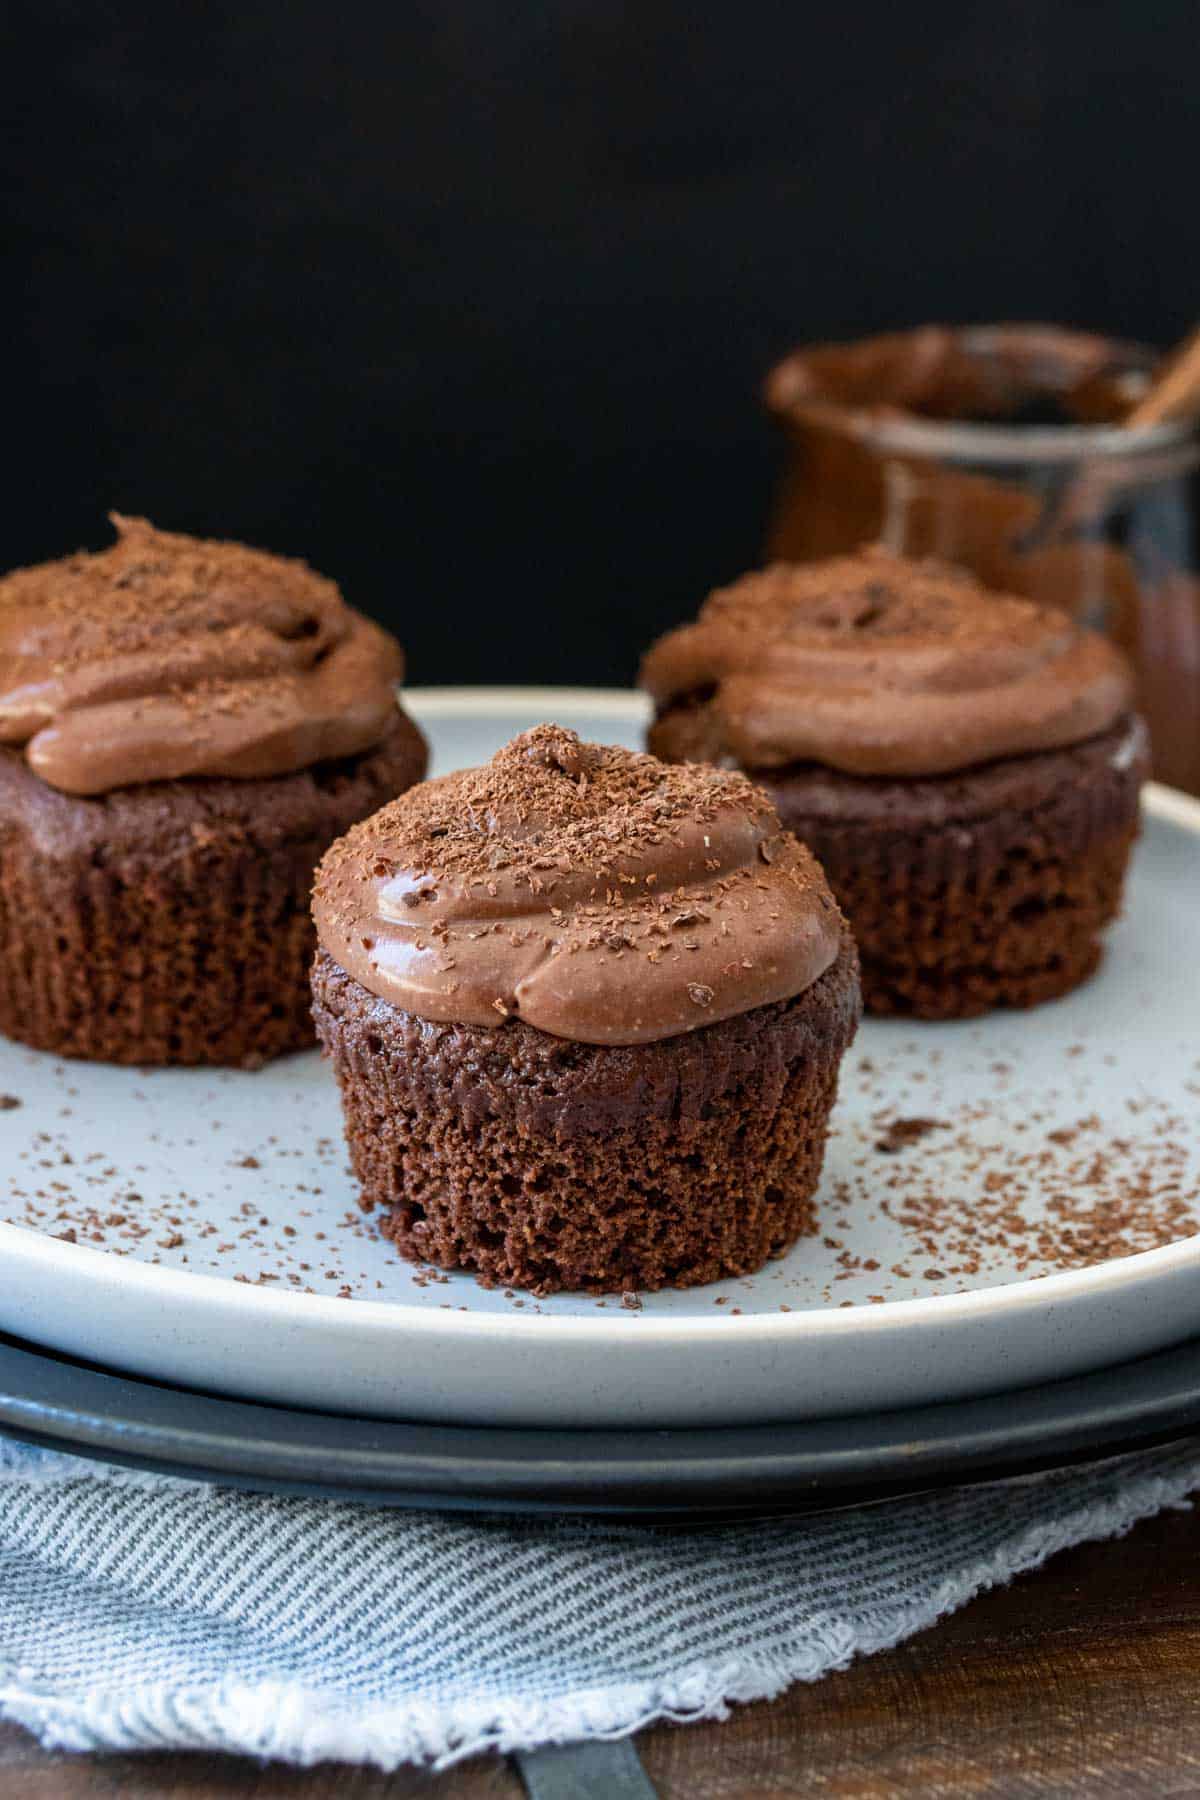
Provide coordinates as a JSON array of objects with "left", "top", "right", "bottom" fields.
[
  {"left": 0, "top": 689, "right": 1195, "bottom": 1359},
  {"left": 404, "top": 685, "right": 655, "bottom": 717}
]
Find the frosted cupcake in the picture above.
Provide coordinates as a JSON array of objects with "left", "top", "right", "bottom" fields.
[
  {"left": 0, "top": 515, "right": 426, "bottom": 1064},
  {"left": 642, "top": 548, "right": 1146, "bottom": 1017},
  {"left": 312, "top": 725, "right": 860, "bottom": 1293}
]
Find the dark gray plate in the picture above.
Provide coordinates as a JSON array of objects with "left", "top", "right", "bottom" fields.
[{"left": 0, "top": 1331, "right": 1199, "bottom": 1519}]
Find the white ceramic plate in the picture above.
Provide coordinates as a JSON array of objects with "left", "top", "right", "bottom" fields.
[{"left": 0, "top": 687, "right": 1196, "bottom": 1429}]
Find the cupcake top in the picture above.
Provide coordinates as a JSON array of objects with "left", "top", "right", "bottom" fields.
[
  {"left": 0, "top": 515, "right": 405, "bottom": 795},
  {"left": 640, "top": 547, "right": 1134, "bottom": 778},
  {"left": 312, "top": 724, "right": 844, "bottom": 1045}
]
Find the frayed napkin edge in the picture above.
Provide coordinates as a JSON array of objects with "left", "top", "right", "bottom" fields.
[{"left": 0, "top": 1454, "right": 1193, "bottom": 1771}]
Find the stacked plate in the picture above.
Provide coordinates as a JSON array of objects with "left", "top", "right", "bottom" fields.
[{"left": 1, "top": 691, "right": 1197, "bottom": 1518}]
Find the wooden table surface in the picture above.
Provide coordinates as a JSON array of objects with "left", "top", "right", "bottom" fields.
[{"left": 0, "top": 1496, "right": 1197, "bottom": 1798}]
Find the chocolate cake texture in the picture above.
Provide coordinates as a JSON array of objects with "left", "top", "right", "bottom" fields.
[
  {"left": 642, "top": 548, "right": 1146, "bottom": 1018},
  {"left": 312, "top": 725, "right": 861, "bottom": 1293}
]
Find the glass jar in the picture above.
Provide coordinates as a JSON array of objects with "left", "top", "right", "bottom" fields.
[{"left": 764, "top": 324, "right": 1200, "bottom": 794}]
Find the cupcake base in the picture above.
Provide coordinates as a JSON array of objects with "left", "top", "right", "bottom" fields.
[
  {"left": 802, "top": 824, "right": 1133, "bottom": 1018},
  {"left": 311, "top": 936, "right": 860, "bottom": 1295},
  {"left": 650, "top": 710, "right": 1146, "bottom": 1019},
  {"left": 740, "top": 721, "right": 1144, "bottom": 1021},
  {"left": 0, "top": 711, "right": 427, "bottom": 1067}
]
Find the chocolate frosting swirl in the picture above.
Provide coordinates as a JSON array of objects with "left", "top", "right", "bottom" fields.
[
  {"left": 312, "top": 725, "right": 844, "bottom": 1046},
  {"left": 640, "top": 547, "right": 1134, "bottom": 778},
  {"left": 0, "top": 515, "right": 406, "bottom": 795}
]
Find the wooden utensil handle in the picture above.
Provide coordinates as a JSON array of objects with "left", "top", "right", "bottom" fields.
[{"left": 1126, "top": 323, "right": 1200, "bottom": 428}]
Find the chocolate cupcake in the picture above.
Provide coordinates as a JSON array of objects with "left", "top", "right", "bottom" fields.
[
  {"left": 311, "top": 725, "right": 859, "bottom": 1294},
  {"left": 641, "top": 548, "right": 1147, "bottom": 1019},
  {"left": 0, "top": 515, "right": 427, "bottom": 1065}
]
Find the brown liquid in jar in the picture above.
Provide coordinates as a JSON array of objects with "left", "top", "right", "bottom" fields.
[{"left": 764, "top": 325, "right": 1200, "bottom": 794}]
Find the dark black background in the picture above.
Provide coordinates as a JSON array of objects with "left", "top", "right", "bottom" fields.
[{"left": 5, "top": 2, "right": 1197, "bottom": 685}]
